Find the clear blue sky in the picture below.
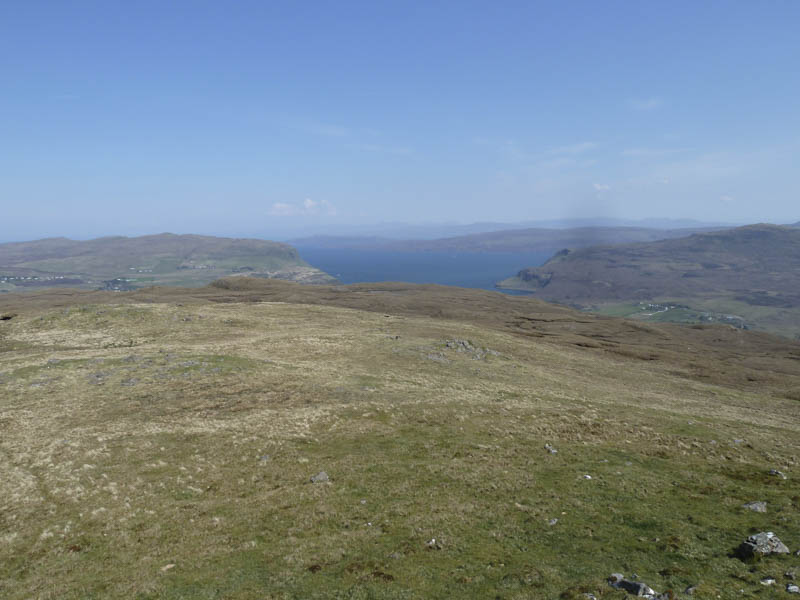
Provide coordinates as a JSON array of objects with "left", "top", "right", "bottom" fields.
[{"left": 2, "top": 1, "right": 799, "bottom": 240}]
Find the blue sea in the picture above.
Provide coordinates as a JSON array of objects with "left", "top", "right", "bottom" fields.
[{"left": 295, "top": 247, "right": 552, "bottom": 294}]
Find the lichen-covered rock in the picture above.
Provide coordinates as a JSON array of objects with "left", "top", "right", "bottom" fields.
[{"left": 736, "top": 531, "right": 790, "bottom": 559}]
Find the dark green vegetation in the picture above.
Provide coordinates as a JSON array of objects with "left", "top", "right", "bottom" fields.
[
  {"left": 1, "top": 278, "right": 799, "bottom": 598},
  {"left": 291, "top": 225, "right": 723, "bottom": 253},
  {"left": 0, "top": 233, "right": 334, "bottom": 292},
  {"left": 498, "top": 224, "right": 800, "bottom": 338}
]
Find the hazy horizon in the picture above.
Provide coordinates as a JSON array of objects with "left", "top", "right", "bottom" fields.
[{"left": 3, "top": 2, "right": 799, "bottom": 241}]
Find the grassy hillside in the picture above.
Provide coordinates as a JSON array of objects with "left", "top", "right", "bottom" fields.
[
  {"left": 0, "top": 234, "right": 334, "bottom": 292},
  {"left": 1, "top": 279, "right": 799, "bottom": 599},
  {"left": 498, "top": 224, "right": 800, "bottom": 338}
]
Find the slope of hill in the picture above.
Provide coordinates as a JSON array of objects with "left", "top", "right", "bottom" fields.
[
  {"left": 0, "top": 233, "right": 334, "bottom": 291},
  {"left": 1, "top": 279, "right": 798, "bottom": 598},
  {"left": 292, "top": 225, "right": 725, "bottom": 254},
  {"left": 498, "top": 224, "right": 800, "bottom": 337}
]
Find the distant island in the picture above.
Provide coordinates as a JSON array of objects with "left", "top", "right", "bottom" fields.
[
  {"left": 497, "top": 224, "right": 800, "bottom": 338},
  {"left": 0, "top": 233, "right": 335, "bottom": 292}
]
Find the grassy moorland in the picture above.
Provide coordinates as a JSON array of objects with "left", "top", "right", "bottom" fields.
[{"left": 1, "top": 279, "right": 799, "bottom": 599}]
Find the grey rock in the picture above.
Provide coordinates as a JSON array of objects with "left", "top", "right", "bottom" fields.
[
  {"left": 742, "top": 501, "right": 767, "bottom": 513},
  {"left": 787, "top": 569, "right": 797, "bottom": 580},
  {"left": 684, "top": 586, "right": 697, "bottom": 595},
  {"left": 736, "top": 531, "right": 790, "bottom": 559},
  {"left": 769, "top": 469, "right": 788, "bottom": 479},
  {"left": 760, "top": 577, "right": 776, "bottom": 585},
  {"left": 788, "top": 583, "right": 800, "bottom": 594},
  {"left": 548, "top": 518, "right": 558, "bottom": 526},
  {"left": 258, "top": 455, "right": 270, "bottom": 463},
  {"left": 425, "top": 352, "right": 449, "bottom": 363},
  {"left": 544, "top": 443, "right": 558, "bottom": 454},
  {"left": 608, "top": 574, "right": 657, "bottom": 598},
  {"left": 310, "top": 471, "right": 329, "bottom": 483},
  {"left": 444, "top": 339, "right": 489, "bottom": 360}
]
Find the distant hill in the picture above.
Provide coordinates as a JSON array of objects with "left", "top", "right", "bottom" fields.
[
  {"left": 292, "top": 225, "right": 726, "bottom": 254},
  {"left": 498, "top": 224, "right": 800, "bottom": 337},
  {"left": 0, "top": 233, "right": 334, "bottom": 292}
]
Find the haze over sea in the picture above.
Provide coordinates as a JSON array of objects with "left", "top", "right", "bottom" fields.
[{"left": 296, "top": 247, "right": 551, "bottom": 292}]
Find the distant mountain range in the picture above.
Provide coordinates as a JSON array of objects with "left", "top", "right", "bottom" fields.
[
  {"left": 498, "top": 224, "right": 800, "bottom": 337},
  {"left": 291, "top": 225, "right": 728, "bottom": 254},
  {"left": 277, "top": 217, "right": 734, "bottom": 241},
  {"left": 0, "top": 233, "right": 334, "bottom": 292}
]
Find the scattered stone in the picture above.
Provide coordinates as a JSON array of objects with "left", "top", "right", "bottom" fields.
[
  {"left": 769, "top": 469, "right": 788, "bottom": 479},
  {"left": 742, "top": 501, "right": 767, "bottom": 513},
  {"left": 787, "top": 570, "right": 797, "bottom": 580},
  {"left": 684, "top": 586, "right": 697, "bottom": 595},
  {"left": 120, "top": 378, "right": 138, "bottom": 387},
  {"left": 736, "top": 531, "right": 790, "bottom": 559},
  {"left": 544, "top": 443, "right": 558, "bottom": 454},
  {"left": 444, "top": 339, "right": 494, "bottom": 360},
  {"left": 47, "top": 358, "right": 61, "bottom": 365},
  {"left": 388, "top": 552, "right": 402, "bottom": 560},
  {"left": 548, "top": 518, "right": 558, "bottom": 526},
  {"left": 426, "top": 538, "right": 441, "bottom": 550},
  {"left": 761, "top": 577, "right": 776, "bottom": 586},
  {"left": 608, "top": 573, "right": 657, "bottom": 597},
  {"left": 258, "top": 455, "right": 270, "bottom": 463},
  {"left": 583, "top": 474, "right": 592, "bottom": 480},
  {"left": 160, "top": 563, "right": 176, "bottom": 572},
  {"left": 425, "top": 352, "right": 449, "bottom": 363},
  {"left": 583, "top": 594, "right": 597, "bottom": 600},
  {"left": 310, "top": 471, "right": 329, "bottom": 484},
  {"left": 732, "top": 438, "right": 744, "bottom": 444},
  {"left": 788, "top": 583, "right": 800, "bottom": 594}
]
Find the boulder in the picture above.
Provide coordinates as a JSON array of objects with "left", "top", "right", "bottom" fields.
[
  {"left": 736, "top": 531, "right": 790, "bottom": 559},
  {"left": 742, "top": 501, "right": 767, "bottom": 513}
]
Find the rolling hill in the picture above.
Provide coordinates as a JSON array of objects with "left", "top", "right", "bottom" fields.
[
  {"left": 498, "top": 224, "right": 800, "bottom": 337},
  {"left": 0, "top": 233, "right": 334, "bottom": 292},
  {"left": 0, "top": 278, "right": 798, "bottom": 598}
]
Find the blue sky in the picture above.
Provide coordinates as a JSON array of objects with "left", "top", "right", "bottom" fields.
[{"left": 2, "top": 1, "right": 799, "bottom": 240}]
